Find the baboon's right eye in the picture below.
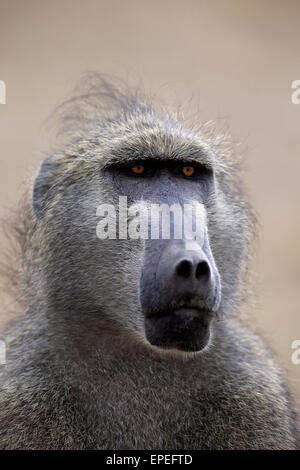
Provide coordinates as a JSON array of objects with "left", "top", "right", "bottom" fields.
[
  {"left": 131, "top": 164, "right": 145, "bottom": 175},
  {"left": 122, "top": 162, "right": 155, "bottom": 177}
]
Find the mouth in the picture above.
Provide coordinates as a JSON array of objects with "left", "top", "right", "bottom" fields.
[
  {"left": 174, "top": 306, "right": 205, "bottom": 318},
  {"left": 144, "top": 306, "right": 213, "bottom": 353}
]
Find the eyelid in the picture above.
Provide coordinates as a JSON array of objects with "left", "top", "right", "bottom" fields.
[
  {"left": 127, "top": 162, "right": 155, "bottom": 176},
  {"left": 178, "top": 162, "right": 212, "bottom": 176}
]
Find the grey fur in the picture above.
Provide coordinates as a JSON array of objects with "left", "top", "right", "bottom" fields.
[{"left": 0, "top": 76, "right": 298, "bottom": 449}]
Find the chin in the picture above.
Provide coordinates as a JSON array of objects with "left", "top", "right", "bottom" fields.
[{"left": 144, "top": 309, "right": 213, "bottom": 355}]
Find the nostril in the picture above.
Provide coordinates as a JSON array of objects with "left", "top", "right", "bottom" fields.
[
  {"left": 176, "top": 260, "right": 192, "bottom": 279},
  {"left": 196, "top": 261, "right": 210, "bottom": 279}
]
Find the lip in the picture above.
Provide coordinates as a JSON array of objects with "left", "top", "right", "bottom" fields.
[
  {"left": 174, "top": 306, "right": 214, "bottom": 318},
  {"left": 174, "top": 307, "right": 201, "bottom": 319},
  {"left": 145, "top": 305, "right": 214, "bottom": 320}
]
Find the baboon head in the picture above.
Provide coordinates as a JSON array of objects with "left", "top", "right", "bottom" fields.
[{"left": 32, "top": 78, "right": 254, "bottom": 354}]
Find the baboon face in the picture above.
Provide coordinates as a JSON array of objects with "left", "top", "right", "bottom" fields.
[
  {"left": 33, "top": 110, "right": 246, "bottom": 354},
  {"left": 103, "top": 158, "right": 221, "bottom": 352}
]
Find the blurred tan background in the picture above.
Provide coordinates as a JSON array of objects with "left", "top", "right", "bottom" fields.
[{"left": 0, "top": 0, "right": 299, "bottom": 399}]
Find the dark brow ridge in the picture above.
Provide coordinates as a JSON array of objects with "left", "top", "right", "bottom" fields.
[{"left": 104, "top": 158, "right": 213, "bottom": 172}]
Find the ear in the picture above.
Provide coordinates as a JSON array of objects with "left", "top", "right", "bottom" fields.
[{"left": 33, "top": 156, "right": 55, "bottom": 218}]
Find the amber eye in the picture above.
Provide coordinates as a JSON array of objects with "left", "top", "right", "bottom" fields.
[
  {"left": 182, "top": 166, "right": 195, "bottom": 177},
  {"left": 131, "top": 164, "right": 145, "bottom": 175}
]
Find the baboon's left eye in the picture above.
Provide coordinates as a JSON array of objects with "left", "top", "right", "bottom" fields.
[
  {"left": 181, "top": 166, "right": 195, "bottom": 177},
  {"left": 131, "top": 164, "right": 145, "bottom": 175}
]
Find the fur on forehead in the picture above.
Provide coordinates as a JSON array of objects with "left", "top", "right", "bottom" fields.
[{"left": 45, "top": 74, "right": 240, "bottom": 181}]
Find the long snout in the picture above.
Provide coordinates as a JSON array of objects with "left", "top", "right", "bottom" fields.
[
  {"left": 155, "top": 240, "right": 218, "bottom": 313},
  {"left": 140, "top": 232, "right": 221, "bottom": 352}
]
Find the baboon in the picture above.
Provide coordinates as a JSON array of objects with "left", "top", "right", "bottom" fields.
[{"left": 0, "top": 77, "right": 298, "bottom": 450}]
